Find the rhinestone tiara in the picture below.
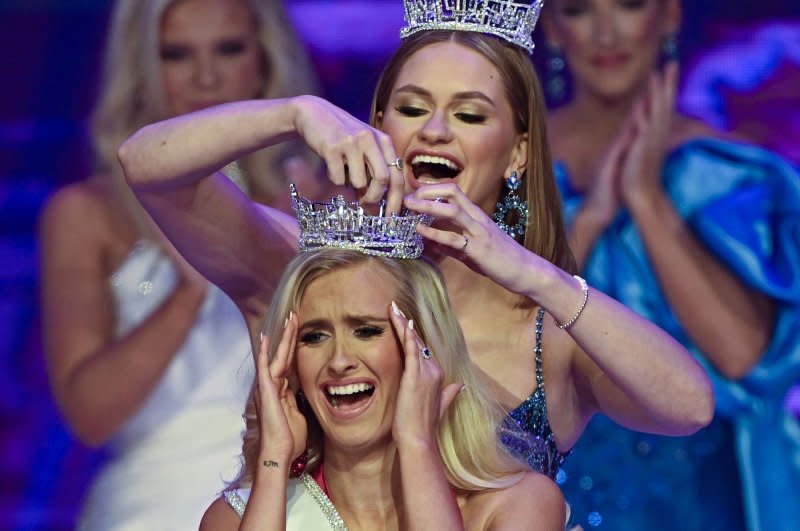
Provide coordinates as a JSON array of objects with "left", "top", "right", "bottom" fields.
[
  {"left": 290, "top": 184, "right": 433, "bottom": 259},
  {"left": 400, "top": 0, "right": 545, "bottom": 54}
]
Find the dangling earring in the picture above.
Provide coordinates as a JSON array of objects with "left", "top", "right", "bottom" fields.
[
  {"left": 545, "top": 42, "right": 566, "bottom": 103},
  {"left": 662, "top": 32, "right": 679, "bottom": 63},
  {"left": 493, "top": 171, "right": 529, "bottom": 242},
  {"left": 290, "top": 449, "right": 309, "bottom": 478}
]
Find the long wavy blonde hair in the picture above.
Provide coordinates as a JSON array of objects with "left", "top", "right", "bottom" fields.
[
  {"left": 232, "top": 249, "right": 527, "bottom": 492},
  {"left": 91, "top": 0, "right": 318, "bottom": 234}
]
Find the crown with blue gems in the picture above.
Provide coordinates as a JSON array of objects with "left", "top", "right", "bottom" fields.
[
  {"left": 290, "top": 184, "right": 433, "bottom": 259},
  {"left": 400, "top": 0, "right": 545, "bottom": 54}
]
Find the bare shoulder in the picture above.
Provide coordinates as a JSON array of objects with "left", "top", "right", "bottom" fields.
[
  {"left": 40, "top": 178, "right": 110, "bottom": 231},
  {"left": 199, "top": 496, "right": 240, "bottom": 531},
  {"left": 670, "top": 114, "right": 733, "bottom": 147},
  {"left": 501, "top": 472, "right": 565, "bottom": 521},
  {"left": 464, "top": 473, "right": 566, "bottom": 531},
  {"left": 39, "top": 178, "right": 119, "bottom": 252}
]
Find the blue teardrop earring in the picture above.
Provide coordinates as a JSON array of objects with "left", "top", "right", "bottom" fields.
[
  {"left": 662, "top": 32, "right": 679, "bottom": 63},
  {"left": 493, "top": 171, "right": 529, "bottom": 242},
  {"left": 545, "top": 42, "right": 566, "bottom": 103}
]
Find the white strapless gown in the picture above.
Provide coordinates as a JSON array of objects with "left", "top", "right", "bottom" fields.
[{"left": 77, "top": 240, "right": 254, "bottom": 531}]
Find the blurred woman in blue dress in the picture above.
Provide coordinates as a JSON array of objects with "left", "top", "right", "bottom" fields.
[{"left": 541, "top": 0, "right": 800, "bottom": 529}]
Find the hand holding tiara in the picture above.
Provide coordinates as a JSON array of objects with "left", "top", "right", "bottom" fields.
[
  {"left": 404, "top": 182, "right": 544, "bottom": 296},
  {"left": 291, "top": 184, "right": 433, "bottom": 259},
  {"left": 290, "top": 95, "right": 406, "bottom": 214}
]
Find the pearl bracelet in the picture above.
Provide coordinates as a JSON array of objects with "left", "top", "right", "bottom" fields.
[{"left": 556, "top": 275, "right": 589, "bottom": 331}]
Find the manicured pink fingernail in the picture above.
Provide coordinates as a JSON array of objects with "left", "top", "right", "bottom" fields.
[{"left": 391, "top": 301, "right": 406, "bottom": 318}]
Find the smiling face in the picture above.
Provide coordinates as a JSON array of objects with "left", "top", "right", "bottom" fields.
[
  {"left": 378, "top": 40, "right": 528, "bottom": 215},
  {"left": 544, "top": 0, "right": 679, "bottom": 102},
  {"left": 294, "top": 262, "right": 404, "bottom": 452},
  {"left": 159, "top": 0, "right": 265, "bottom": 116}
]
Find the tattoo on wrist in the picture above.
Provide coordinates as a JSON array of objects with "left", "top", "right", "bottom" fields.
[{"left": 262, "top": 459, "right": 280, "bottom": 468}]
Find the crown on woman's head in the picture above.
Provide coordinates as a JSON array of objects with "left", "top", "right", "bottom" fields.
[
  {"left": 400, "top": 0, "right": 545, "bottom": 54},
  {"left": 290, "top": 184, "right": 433, "bottom": 259}
]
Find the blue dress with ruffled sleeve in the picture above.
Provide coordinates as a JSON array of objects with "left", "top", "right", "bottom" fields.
[{"left": 556, "top": 138, "right": 800, "bottom": 531}]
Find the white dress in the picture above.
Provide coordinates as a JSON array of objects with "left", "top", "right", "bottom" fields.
[
  {"left": 224, "top": 474, "right": 347, "bottom": 530},
  {"left": 77, "top": 240, "right": 254, "bottom": 531}
]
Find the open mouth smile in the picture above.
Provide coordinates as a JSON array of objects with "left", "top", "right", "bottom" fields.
[
  {"left": 410, "top": 154, "right": 462, "bottom": 183},
  {"left": 324, "top": 382, "right": 375, "bottom": 410}
]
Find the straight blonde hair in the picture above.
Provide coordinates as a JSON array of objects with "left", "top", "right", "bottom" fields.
[
  {"left": 232, "top": 249, "right": 527, "bottom": 492},
  {"left": 91, "top": 0, "right": 318, "bottom": 235}
]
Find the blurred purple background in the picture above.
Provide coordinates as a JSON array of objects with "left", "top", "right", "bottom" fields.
[{"left": 0, "top": 1, "right": 798, "bottom": 529}]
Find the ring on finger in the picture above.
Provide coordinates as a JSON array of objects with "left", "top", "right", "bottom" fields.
[
  {"left": 420, "top": 346, "right": 432, "bottom": 360},
  {"left": 388, "top": 157, "right": 404, "bottom": 170},
  {"left": 459, "top": 236, "right": 469, "bottom": 251}
]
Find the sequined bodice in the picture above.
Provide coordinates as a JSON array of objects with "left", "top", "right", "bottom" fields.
[{"left": 499, "top": 308, "right": 567, "bottom": 479}]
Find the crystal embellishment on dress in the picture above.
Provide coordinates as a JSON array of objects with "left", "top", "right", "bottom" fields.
[
  {"left": 291, "top": 184, "right": 433, "bottom": 259},
  {"left": 400, "top": 0, "right": 545, "bottom": 54},
  {"left": 301, "top": 473, "right": 349, "bottom": 530},
  {"left": 498, "top": 308, "right": 568, "bottom": 479}
]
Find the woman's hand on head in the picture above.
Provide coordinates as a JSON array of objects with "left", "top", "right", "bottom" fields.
[
  {"left": 388, "top": 301, "right": 462, "bottom": 451},
  {"left": 255, "top": 313, "right": 307, "bottom": 471},
  {"left": 290, "top": 95, "right": 405, "bottom": 214},
  {"left": 618, "top": 62, "right": 679, "bottom": 210},
  {"left": 405, "top": 183, "right": 546, "bottom": 295}
]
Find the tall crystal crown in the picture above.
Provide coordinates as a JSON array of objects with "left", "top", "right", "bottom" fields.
[
  {"left": 290, "top": 184, "right": 433, "bottom": 259},
  {"left": 400, "top": 0, "right": 545, "bottom": 54}
]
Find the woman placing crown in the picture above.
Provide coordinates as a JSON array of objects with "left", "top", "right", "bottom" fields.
[{"left": 119, "top": 0, "right": 712, "bottom": 504}]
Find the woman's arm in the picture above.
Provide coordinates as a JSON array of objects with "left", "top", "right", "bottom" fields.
[
  {"left": 541, "top": 268, "right": 714, "bottom": 437},
  {"left": 627, "top": 190, "right": 775, "bottom": 379},
  {"left": 406, "top": 184, "right": 714, "bottom": 438},
  {"left": 617, "top": 66, "right": 773, "bottom": 379},
  {"left": 118, "top": 96, "right": 405, "bottom": 312},
  {"left": 118, "top": 99, "right": 302, "bottom": 312},
  {"left": 40, "top": 186, "right": 208, "bottom": 446}
]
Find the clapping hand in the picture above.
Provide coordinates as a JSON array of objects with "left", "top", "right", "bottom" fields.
[
  {"left": 388, "top": 301, "right": 462, "bottom": 450},
  {"left": 583, "top": 62, "right": 678, "bottom": 224},
  {"left": 255, "top": 313, "right": 307, "bottom": 473},
  {"left": 618, "top": 62, "right": 678, "bottom": 210}
]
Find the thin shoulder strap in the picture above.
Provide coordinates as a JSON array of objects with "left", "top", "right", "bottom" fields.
[
  {"left": 223, "top": 489, "right": 247, "bottom": 517},
  {"left": 534, "top": 307, "right": 545, "bottom": 394}
]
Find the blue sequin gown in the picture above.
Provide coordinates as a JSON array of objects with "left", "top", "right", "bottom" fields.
[{"left": 555, "top": 138, "right": 800, "bottom": 531}]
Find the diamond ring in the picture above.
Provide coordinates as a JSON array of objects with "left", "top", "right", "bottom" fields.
[
  {"left": 420, "top": 346, "right": 432, "bottom": 359},
  {"left": 460, "top": 236, "right": 469, "bottom": 251},
  {"left": 388, "top": 157, "right": 404, "bottom": 170}
]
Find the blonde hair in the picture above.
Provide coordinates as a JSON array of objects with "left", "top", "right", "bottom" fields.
[
  {"left": 232, "top": 249, "right": 527, "bottom": 492},
  {"left": 370, "top": 31, "right": 576, "bottom": 276},
  {"left": 91, "top": 0, "right": 318, "bottom": 233}
]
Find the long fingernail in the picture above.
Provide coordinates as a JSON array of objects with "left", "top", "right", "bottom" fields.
[
  {"left": 259, "top": 332, "right": 265, "bottom": 342},
  {"left": 459, "top": 384, "right": 468, "bottom": 394},
  {"left": 408, "top": 319, "right": 415, "bottom": 331},
  {"left": 391, "top": 301, "right": 406, "bottom": 318}
]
